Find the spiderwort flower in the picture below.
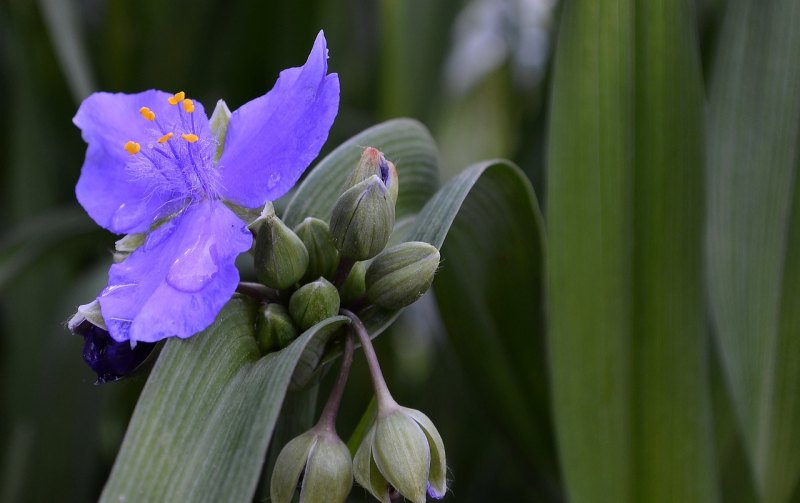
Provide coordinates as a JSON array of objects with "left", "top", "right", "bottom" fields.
[{"left": 74, "top": 32, "right": 339, "bottom": 344}]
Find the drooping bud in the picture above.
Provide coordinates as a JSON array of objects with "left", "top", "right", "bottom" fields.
[
  {"left": 289, "top": 278, "right": 341, "bottom": 330},
  {"left": 353, "top": 406, "right": 447, "bottom": 503},
  {"left": 113, "top": 233, "right": 145, "bottom": 263},
  {"left": 255, "top": 303, "right": 299, "bottom": 352},
  {"left": 209, "top": 99, "right": 232, "bottom": 163},
  {"left": 271, "top": 428, "right": 353, "bottom": 503},
  {"left": 294, "top": 217, "right": 340, "bottom": 282},
  {"left": 344, "top": 147, "right": 399, "bottom": 205},
  {"left": 68, "top": 300, "right": 156, "bottom": 384},
  {"left": 365, "top": 241, "right": 440, "bottom": 309},
  {"left": 330, "top": 176, "right": 395, "bottom": 261},
  {"left": 339, "top": 260, "right": 367, "bottom": 305},
  {"left": 252, "top": 203, "right": 309, "bottom": 290}
]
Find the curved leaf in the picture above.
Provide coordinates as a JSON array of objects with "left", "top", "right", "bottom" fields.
[
  {"left": 409, "top": 161, "right": 556, "bottom": 484},
  {"left": 706, "top": 0, "right": 800, "bottom": 500},
  {"left": 100, "top": 298, "right": 349, "bottom": 502}
]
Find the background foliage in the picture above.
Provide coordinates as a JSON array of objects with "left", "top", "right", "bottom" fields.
[{"left": 1, "top": 0, "right": 798, "bottom": 501}]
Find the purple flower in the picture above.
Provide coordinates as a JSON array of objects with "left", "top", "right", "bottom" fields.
[{"left": 74, "top": 31, "right": 339, "bottom": 344}]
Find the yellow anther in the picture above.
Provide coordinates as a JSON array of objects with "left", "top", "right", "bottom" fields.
[
  {"left": 182, "top": 99, "right": 195, "bottom": 113},
  {"left": 181, "top": 133, "right": 199, "bottom": 143},
  {"left": 158, "top": 132, "right": 174, "bottom": 144},
  {"left": 124, "top": 141, "right": 141, "bottom": 155},
  {"left": 139, "top": 106, "right": 156, "bottom": 121},
  {"left": 168, "top": 91, "right": 186, "bottom": 105}
]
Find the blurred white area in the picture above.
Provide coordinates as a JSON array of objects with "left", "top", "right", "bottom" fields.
[{"left": 445, "top": 0, "right": 558, "bottom": 96}]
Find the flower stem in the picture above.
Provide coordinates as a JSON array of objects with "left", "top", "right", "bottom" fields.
[
  {"left": 340, "top": 309, "right": 396, "bottom": 412},
  {"left": 236, "top": 282, "right": 281, "bottom": 303},
  {"left": 316, "top": 332, "right": 354, "bottom": 432},
  {"left": 333, "top": 257, "right": 355, "bottom": 289}
]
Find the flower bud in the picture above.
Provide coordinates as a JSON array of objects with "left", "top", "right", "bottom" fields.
[
  {"left": 294, "top": 217, "right": 340, "bottom": 282},
  {"left": 330, "top": 176, "right": 395, "bottom": 261},
  {"left": 354, "top": 406, "right": 447, "bottom": 503},
  {"left": 339, "top": 260, "right": 367, "bottom": 305},
  {"left": 113, "top": 233, "right": 145, "bottom": 263},
  {"left": 252, "top": 204, "right": 309, "bottom": 290},
  {"left": 271, "top": 428, "right": 353, "bottom": 503},
  {"left": 69, "top": 300, "right": 156, "bottom": 384},
  {"left": 209, "top": 99, "right": 232, "bottom": 163},
  {"left": 255, "top": 303, "right": 299, "bottom": 352},
  {"left": 365, "top": 242, "right": 440, "bottom": 309},
  {"left": 344, "top": 147, "right": 399, "bottom": 205},
  {"left": 289, "top": 278, "right": 341, "bottom": 330}
]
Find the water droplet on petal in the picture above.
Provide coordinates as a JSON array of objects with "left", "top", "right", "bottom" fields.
[{"left": 165, "top": 243, "right": 218, "bottom": 293}]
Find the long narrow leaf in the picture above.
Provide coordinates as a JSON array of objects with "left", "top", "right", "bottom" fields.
[
  {"left": 547, "top": 0, "right": 717, "bottom": 500},
  {"left": 100, "top": 299, "right": 348, "bottom": 502},
  {"left": 706, "top": 0, "right": 800, "bottom": 500}
]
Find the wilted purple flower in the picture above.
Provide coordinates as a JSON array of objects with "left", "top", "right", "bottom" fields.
[{"left": 74, "top": 31, "right": 339, "bottom": 344}]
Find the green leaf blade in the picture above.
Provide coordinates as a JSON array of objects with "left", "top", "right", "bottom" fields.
[
  {"left": 706, "top": 0, "right": 800, "bottom": 499},
  {"left": 547, "top": 0, "right": 717, "bottom": 501},
  {"left": 100, "top": 299, "right": 349, "bottom": 502}
]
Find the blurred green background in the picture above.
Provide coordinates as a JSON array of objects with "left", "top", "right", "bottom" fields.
[{"left": 5, "top": 0, "right": 800, "bottom": 501}]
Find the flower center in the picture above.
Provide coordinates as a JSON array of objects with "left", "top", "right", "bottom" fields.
[{"left": 122, "top": 91, "right": 220, "bottom": 201}]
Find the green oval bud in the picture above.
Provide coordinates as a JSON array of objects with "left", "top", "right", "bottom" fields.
[
  {"left": 365, "top": 242, "right": 440, "bottom": 309},
  {"left": 339, "top": 260, "right": 367, "bottom": 305},
  {"left": 271, "top": 429, "right": 353, "bottom": 503},
  {"left": 253, "top": 205, "right": 309, "bottom": 290},
  {"left": 289, "top": 278, "right": 341, "bottom": 330},
  {"left": 255, "top": 303, "right": 299, "bottom": 352},
  {"left": 294, "top": 217, "right": 340, "bottom": 282},
  {"left": 344, "top": 147, "right": 399, "bottom": 205},
  {"left": 353, "top": 406, "right": 447, "bottom": 503},
  {"left": 330, "top": 176, "right": 395, "bottom": 261}
]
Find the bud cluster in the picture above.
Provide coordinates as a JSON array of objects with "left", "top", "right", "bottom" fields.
[
  {"left": 266, "top": 148, "right": 448, "bottom": 503},
  {"left": 243, "top": 146, "right": 440, "bottom": 352}
]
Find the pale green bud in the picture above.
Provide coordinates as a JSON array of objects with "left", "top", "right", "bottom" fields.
[
  {"left": 67, "top": 299, "right": 107, "bottom": 332},
  {"left": 344, "top": 147, "right": 399, "bottom": 205},
  {"left": 113, "top": 233, "right": 145, "bottom": 263},
  {"left": 289, "top": 278, "right": 341, "bottom": 330},
  {"left": 271, "top": 428, "right": 353, "bottom": 503},
  {"left": 330, "top": 176, "right": 395, "bottom": 261},
  {"left": 353, "top": 406, "right": 447, "bottom": 503},
  {"left": 252, "top": 204, "right": 309, "bottom": 290},
  {"left": 339, "top": 260, "right": 367, "bottom": 305},
  {"left": 294, "top": 217, "right": 340, "bottom": 282},
  {"left": 255, "top": 303, "right": 298, "bottom": 352},
  {"left": 209, "top": 99, "right": 232, "bottom": 163},
  {"left": 365, "top": 242, "right": 440, "bottom": 309}
]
